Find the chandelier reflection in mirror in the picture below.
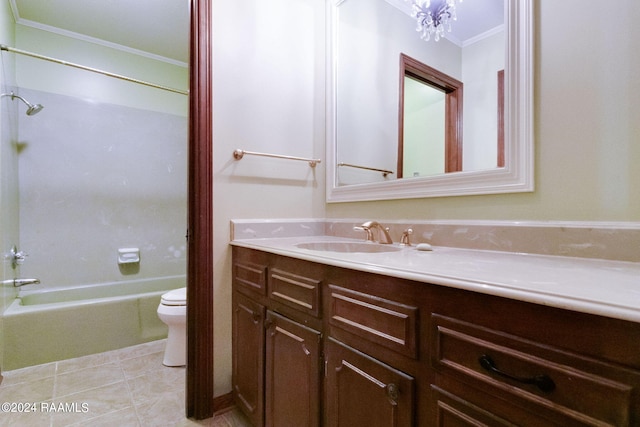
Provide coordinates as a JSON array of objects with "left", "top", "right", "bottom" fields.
[{"left": 409, "top": 0, "right": 463, "bottom": 41}]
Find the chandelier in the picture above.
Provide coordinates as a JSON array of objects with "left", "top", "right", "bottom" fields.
[{"left": 410, "top": 0, "right": 462, "bottom": 42}]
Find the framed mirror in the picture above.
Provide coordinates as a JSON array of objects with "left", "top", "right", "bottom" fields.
[{"left": 326, "top": 0, "right": 533, "bottom": 202}]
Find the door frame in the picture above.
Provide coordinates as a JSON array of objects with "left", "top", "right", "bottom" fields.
[
  {"left": 398, "top": 53, "right": 463, "bottom": 175},
  {"left": 186, "top": 0, "right": 214, "bottom": 419}
]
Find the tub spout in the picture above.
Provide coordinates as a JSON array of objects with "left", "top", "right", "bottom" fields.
[{"left": 13, "top": 278, "right": 40, "bottom": 287}]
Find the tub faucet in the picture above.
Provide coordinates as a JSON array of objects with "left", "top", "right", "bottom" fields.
[
  {"left": 355, "top": 221, "right": 394, "bottom": 244},
  {"left": 13, "top": 278, "right": 40, "bottom": 287}
]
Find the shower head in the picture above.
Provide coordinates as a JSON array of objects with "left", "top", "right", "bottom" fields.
[
  {"left": 25, "top": 102, "right": 44, "bottom": 116},
  {"left": 1, "top": 92, "right": 44, "bottom": 116}
]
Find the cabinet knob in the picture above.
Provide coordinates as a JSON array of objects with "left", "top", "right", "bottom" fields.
[
  {"left": 386, "top": 383, "right": 399, "bottom": 402},
  {"left": 252, "top": 311, "right": 262, "bottom": 324}
]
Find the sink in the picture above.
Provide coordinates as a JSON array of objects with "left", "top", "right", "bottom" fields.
[{"left": 295, "top": 241, "right": 402, "bottom": 253}]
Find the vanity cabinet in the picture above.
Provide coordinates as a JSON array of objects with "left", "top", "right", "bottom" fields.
[
  {"left": 232, "top": 246, "right": 640, "bottom": 426},
  {"left": 232, "top": 247, "right": 323, "bottom": 427}
]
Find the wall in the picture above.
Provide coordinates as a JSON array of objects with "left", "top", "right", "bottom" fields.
[
  {"left": 0, "top": 0, "right": 17, "bottom": 372},
  {"left": 212, "top": 0, "right": 326, "bottom": 395},
  {"left": 17, "top": 88, "right": 187, "bottom": 287},
  {"left": 403, "top": 78, "right": 445, "bottom": 176},
  {"left": 326, "top": 1, "right": 640, "bottom": 221},
  {"left": 462, "top": 30, "right": 504, "bottom": 171},
  {"left": 9, "top": 26, "right": 189, "bottom": 288},
  {"left": 14, "top": 25, "right": 187, "bottom": 116}
]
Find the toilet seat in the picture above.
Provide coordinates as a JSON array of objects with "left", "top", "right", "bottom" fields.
[{"left": 161, "top": 287, "right": 187, "bottom": 306}]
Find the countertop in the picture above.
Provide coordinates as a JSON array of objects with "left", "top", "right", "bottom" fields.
[{"left": 230, "top": 236, "right": 640, "bottom": 323}]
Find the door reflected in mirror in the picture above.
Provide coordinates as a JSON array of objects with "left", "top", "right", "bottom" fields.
[
  {"left": 399, "top": 53, "right": 463, "bottom": 178},
  {"left": 402, "top": 76, "right": 446, "bottom": 177}
]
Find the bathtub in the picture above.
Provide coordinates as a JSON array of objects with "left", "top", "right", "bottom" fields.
[{"left": 3, "top": 275, "right": 185, "bottom": 370}]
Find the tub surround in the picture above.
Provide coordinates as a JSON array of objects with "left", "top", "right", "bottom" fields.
[{"left": 230, "top": 219, "right": 640, "bottom": 323}]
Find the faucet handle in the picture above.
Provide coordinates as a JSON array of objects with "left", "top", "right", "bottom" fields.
[
  {"left": 7, "top": 246, "right": 28, "bottom": 269},
  {"left": 14, "top": 250, "right": 28, "bottom": 265},
  {"left": 353, "top": 226, "right": 374, "bottom": 242},
  {"left": 400, "top": 228, "right": 413, "bottom": 246}
]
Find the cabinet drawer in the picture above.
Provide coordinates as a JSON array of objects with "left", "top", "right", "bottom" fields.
[
  {"left": 328, "top": 285, "right": 418, "bottom": 359},
  {"left": 431, "top": 385, "right": 521, "bottom": 426},
  {"left": 431, "top": 314, "right": 636, "bottom": 426},
  {"left": 269, "top": 268, "right": 321, "bottom": 318},
  {"left": 233, "top": 260, "right": 267, "bottom": 296}
]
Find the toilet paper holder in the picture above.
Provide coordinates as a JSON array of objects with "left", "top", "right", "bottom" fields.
[{"left": 118, "top": 248, "right": 140, "bottom": 264}]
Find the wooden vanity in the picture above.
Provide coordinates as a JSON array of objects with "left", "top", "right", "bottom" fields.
[{"left": 231, "top": 245, "right": 640, "bottom": 426}]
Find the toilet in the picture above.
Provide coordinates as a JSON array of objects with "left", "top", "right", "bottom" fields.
[{"left": 157, "top": 287, "right": 187, "bottom": 367}]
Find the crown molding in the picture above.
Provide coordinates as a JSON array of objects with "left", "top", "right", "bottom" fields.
[{"left": 9, "top": 1, "right": 187, "bottom": 68}]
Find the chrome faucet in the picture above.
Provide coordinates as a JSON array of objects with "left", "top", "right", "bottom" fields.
[
  {"left": 12, "top": 278, "right": 40, "bottom": 287},
  {"left": 354, "top": 221, "right": 394, "bottom": 244}
]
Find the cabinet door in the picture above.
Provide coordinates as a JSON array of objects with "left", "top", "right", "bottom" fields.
[
  {"left": 325, "top": 338, "right": 414, "bottom": 427},
  {"left": 233, "top": 292, "right": 265, "bottom": 427},
  {"left": 265, "top": 311, "right": 321, "bottom": 427}
]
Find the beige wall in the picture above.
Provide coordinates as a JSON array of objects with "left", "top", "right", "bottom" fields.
[
  {"left": 326, "top": 1, "right": 640, "bottom": 221},
  {"left": 0, "top": 0, "right": 17, "bottom": 371},
  {"left": 212, "top": 0, "right": 326, "bottom": 395}
]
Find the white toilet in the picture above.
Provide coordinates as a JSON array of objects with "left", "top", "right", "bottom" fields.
[{"left": 157, "top": 287, "right": 187, "bottom": 367}]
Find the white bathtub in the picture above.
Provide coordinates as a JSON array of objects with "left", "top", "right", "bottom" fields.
[{"left": 3, "top": 275, "right": 185, "bottom": 370}]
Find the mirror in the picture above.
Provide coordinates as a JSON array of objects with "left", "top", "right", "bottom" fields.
[{"left": 326, "top": 0, "right": 533, "bottom": 202}]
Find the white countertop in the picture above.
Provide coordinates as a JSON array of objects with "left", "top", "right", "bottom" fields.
[{"left": 230, "top": 236, "right": 640, "bottom": 323}]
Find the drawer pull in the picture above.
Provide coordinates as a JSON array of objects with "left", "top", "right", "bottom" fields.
[{"left": 478, "top": 355, "right": 556, "bottom": 393}]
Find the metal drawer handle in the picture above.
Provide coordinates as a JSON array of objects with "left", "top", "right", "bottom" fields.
[{"left": 479, "top": 355, "right": 556, "bottom": 393}]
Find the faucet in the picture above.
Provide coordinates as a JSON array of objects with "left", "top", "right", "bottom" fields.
[
  {"left": 354, "top": 221, "right": 394, "bottom": 244},
  {"left": 12, "top": 278, "right": 40, "bottom": 287}
]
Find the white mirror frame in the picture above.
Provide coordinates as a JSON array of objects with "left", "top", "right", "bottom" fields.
[{"left": 326, "top": 0, "right": 534, "bottom": 202}]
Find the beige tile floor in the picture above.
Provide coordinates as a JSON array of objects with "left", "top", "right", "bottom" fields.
[{"left": 0, "top": 340, "right": 252, "bottom": 427}]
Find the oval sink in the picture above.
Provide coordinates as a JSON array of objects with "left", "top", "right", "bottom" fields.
[{"left": 295, "top": 241, "right": 402, "bottom": 253}]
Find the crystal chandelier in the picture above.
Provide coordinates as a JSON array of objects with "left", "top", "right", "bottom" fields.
[{"left": 410, "top": 0, "right": 462, "bottom": 42}]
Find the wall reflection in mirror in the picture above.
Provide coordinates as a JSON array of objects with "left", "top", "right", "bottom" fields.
[{"left": 335, "top": 0, "right": 504, "bottom": 186}]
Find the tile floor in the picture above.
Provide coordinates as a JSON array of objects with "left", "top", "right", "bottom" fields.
[{"left": 0, "top": 340, "right": 252, "bottom": 427}]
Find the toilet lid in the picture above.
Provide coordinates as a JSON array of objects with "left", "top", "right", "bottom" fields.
[{"left": 161, "top": 287, "right": 187, "bottom": 306}]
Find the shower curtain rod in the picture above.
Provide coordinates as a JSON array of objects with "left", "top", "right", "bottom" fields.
[{"left": 0, "top": 44, "right": 188, "bottom": 96}]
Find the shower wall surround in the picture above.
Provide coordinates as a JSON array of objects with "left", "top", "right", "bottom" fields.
[
  {"left": 1, "top": 88, "right": 19, "bottom": 290},
  {"left": 0, "top": 85, "right": 20, "bottom": 371},
  {"left": 17, "top": 88, "right": 187, "bottom": 288}
]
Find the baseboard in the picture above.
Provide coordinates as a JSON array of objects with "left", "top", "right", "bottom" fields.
[{"left": 213, "top": 392, "right": 235, "bottom": 413}]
